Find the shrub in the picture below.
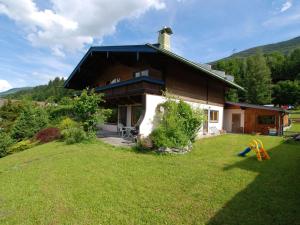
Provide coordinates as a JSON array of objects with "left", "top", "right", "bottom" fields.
[
  {"left": 73, "top": 89, "right": 108, "bottom": 132},
  {"left": 58, "top": 117, "right": 78, "bottom": 130},
  {"left": 35, "top": 127, "right": 61, "bottom": 143},
  {"left": 0, "top": 100, "right": 25, "bottom": 133},
  {"left": 48, "top": 105, "right": 75, "bottom": 122},
  {"left": 11, "top": 105, "right": 49, "bottom": 140},
  {"left": 150, "top": 97, "right": 203, "bottom": 149},
  {"left": 8, "top": 140, "right": 37, "bottom": 154},
  {"left": 0, "top": 132, "right": 14, "bottom": 157},
  {"left": 106, "top": 107, "right": 118, "bottom": 123},
  {"left": 61, "top": 127, "right": 87, "bottom": 144}
]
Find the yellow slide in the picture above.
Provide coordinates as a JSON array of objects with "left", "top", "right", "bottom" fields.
[{"left": 250, "top": 139, "right": 270, "bottom": 161}]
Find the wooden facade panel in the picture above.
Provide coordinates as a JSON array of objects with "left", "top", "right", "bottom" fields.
[
  {"left": 165, "top": 63, "right": 225, "bottom": 105},
  {"left": 95, "top": 63, "right": 133, "bottom": 86},
  {"left": 100, "top": 81, "right": 163, "bottom": 98},
  {"left": 244, "top": 108, "right": 282, "bottom": 135},
  {"left": 94, "top": 63, "right": 162, "bottom": 87},
  {"left": 208, "top": 82, "right": 225, "bottom": 105},
  {"left": 166, "top": 65, "right": 206, "bottom": 101},
  {"left": 82, "top": 53, "right": 228, "bottom": 107}
]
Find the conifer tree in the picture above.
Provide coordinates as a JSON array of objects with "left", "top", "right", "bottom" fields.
[{"left": 244, "top": 52, "right": 272, "bottom": 104}]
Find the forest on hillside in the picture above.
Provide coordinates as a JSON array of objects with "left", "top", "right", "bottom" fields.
[
  {"left": 5, "top": 77, "right": 77, "bottom": 103},
  {"left": 214, "top": 48, "right": 300, "bottom": 106}
]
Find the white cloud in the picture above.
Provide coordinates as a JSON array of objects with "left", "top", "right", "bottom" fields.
[
  {"left": 0, "top": 80, "right": 12, "bottom": 92},
  {"left": 0, "top": 0, "right": 165, "bottom": 56},
  {"left": 263, "top": 11, "right": 300, "bottom": 27},
  {"left": 281, "top": 0, "right": 292, "bottom": 12}
]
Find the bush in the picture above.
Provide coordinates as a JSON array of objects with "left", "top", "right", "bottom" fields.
[
  {"left": 35, "top": 127, "right": 61, "bottom": 143},
  {"left": 73, "top": 89, "right": 107, "bottom": 132},
  {"left": 61, "top": 127, "right": 87, "bottom": 144},
  {"left": 11, "top": 105, "right": 49, "bottom": 140},
  {"left": 8, "top": 140, "right": 37, "bottom": 154},
  {"left": 106, "top": 108, "right": 118, "bottom": 123},
  {"left": 150, "top": 97, "right": 203, "bottom": 149},
  {"left": 0, "top": 132, "right": 14, "bottom": 157},
  {"left": 0, "top": 100, "right": 25, "bottom": 133},
  {"left": 58, "top": 117, "right": 78, "bottom": 130},
  {"left": 48, "top": 105, "right": 75, "bottom": 122}
]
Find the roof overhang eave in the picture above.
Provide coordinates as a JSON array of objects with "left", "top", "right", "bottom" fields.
[{"left": 146, "top": 43, "right": 245, "bottom": 91}]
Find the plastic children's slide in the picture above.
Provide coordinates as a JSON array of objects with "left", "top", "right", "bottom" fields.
[
  {"left": 238, "top": 139, "right": 270, "bottom": 161},
  {"left": 238, "top": 147, "right": 251, "bottom": 157}
]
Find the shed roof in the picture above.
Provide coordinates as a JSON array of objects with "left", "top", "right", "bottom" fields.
[{"left": 225, "top": 101, "right": 287, "bottom": 112}]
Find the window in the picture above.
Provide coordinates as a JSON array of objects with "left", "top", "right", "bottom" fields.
[
  {"left": 209, "top": 110, "right": 219, "bottom": 123},
  {"left": 258, "top": 115, "right": 275, "bottom": 125},
  {"left": 141, "top": 70, "right": 149, "bottom": 76},
  {"left": 111, "top": 78, "right": 120, "bottom": 84},
  {"left": 105, "top": 77, "right": 120, "bottom": 85},
  {"left": 134, "top": 69, "right": 149, "bottom": 78}
]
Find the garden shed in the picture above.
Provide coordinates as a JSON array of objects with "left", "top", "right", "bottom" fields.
[{"left": 224, "top": 102, "right": 289, "bottom": 135}]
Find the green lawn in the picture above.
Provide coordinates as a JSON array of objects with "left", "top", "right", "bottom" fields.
[
  {"left": 0, "top": 135, "right": 299, "bottom": 225},
  {"left": 288, "top": 122, "right": 300, "bottom": 132},
  {"left": 287, "top": 109, "right": 300, "bottom": 133},
  {"left": 289, "top": 109, "right": 300, "bottom": 119}
]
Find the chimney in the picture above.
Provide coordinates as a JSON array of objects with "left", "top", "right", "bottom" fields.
[{"left": 158, "top": 26, "right": 173, "bottom": 51}]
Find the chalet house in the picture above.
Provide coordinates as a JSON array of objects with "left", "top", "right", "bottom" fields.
[{"left": 64, "top": 27, "right": 286, "bottom": 137}]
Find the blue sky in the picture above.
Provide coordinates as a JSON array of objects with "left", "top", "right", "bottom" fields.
[{"left": 0, "top": 0, "right": 299, "bottom": 91}]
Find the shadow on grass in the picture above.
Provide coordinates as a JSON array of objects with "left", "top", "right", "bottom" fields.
[{"left": 207, "top": 140, "right": 300, "bottom": 225}]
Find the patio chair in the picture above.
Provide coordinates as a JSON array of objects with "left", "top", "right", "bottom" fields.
[
  {"left": 118, "top": 123, "right": 126, "bottom": 137},
  {"left": 209, "top": 126, "right": 220, "bottom": 135},
  {"left": 129, "top": 112, "right": 144, "bottom": 142},
  {"left": 129, "top": 127, "right": 139, "bottom": 142}
]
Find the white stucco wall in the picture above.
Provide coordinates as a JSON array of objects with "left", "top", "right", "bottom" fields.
[
  {"left": 139, "top": 94, "right": 165, "bottom": 136},
  {"left": 139, "top": 94, "right": 224, "bottom": 137},
  {"left": 223, "top": 109, "right": 245, "bottom": 133}
]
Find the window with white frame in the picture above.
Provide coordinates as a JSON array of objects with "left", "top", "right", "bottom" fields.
[
  {"left": 134, "top": 69, "right": 149, "bottom": 78},
  {"left": 209, "top": 110, "right": 219, "bottom": 123}
]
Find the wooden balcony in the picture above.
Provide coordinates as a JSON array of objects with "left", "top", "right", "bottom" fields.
[{"left": 95, "top": 77, "right": 165, "bottom": 99}]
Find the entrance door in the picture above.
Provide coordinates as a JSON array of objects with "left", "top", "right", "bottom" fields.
[
  {"left": 232, "top": 113, "right": 241, "bottom": 133},
  {"left": 203, "top": 109, "right": 208, "bottom": 134}
]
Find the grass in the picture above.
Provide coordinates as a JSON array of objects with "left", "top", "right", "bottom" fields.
[
  {"left": 289, "top": 109, "right": 300, "bottom": 119},
  {"left": 0, "top": 135, "right": 299, "bottom": 225},
  {"left": 288, "top": 123, "right": 300, "bottom": 132},
  {"left": 286, "top": 110, "right": 300, "bottom": 134}
]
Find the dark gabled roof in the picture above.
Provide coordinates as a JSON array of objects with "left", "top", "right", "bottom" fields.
[
  {"left": 225, "top": 101, "right": 287, "bottom": 112},
  {"left": 64, "top": 44, "right": 157, "bottom": 88},
  {"left": 146, "top": 44, "right": 244, "bottom": 90},
  {"left": 64, "top": 43, "right": 244, "bottom": 90}
]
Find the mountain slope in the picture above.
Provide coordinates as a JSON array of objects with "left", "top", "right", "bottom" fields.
[
  {"left": 227, "top": 36, "right": 300, "bottom": 59},
  {"left": 0, "top": 87, "right": 33, "bottom": 97}
]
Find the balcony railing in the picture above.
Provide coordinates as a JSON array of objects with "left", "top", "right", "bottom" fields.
[{"left": 95, "top": 76, "right": 165, "bottom": 97}]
